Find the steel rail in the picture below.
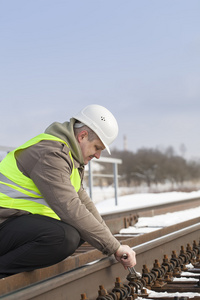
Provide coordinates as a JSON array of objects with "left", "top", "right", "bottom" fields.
[
  {"left": 0, "top": 216, "right": 199, "bottom": 298},
  {"left": 0, "top": 218, "right": 200, "bottom": 299},
  {"left": 0, "top": 198, "right": 200, "bottom": 299}
]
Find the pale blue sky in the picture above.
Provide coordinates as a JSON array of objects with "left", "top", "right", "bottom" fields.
[{"left": 1, "top": 0, "right": 200, "bottom": 159}]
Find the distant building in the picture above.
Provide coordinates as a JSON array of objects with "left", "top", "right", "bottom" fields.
[{"left": 123, "top": 135, "right": 127, "bottom": 151}]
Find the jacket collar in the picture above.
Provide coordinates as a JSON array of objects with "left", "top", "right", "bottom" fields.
[{"left": 44, "top": 118, "right": 84, "bottom": 166}]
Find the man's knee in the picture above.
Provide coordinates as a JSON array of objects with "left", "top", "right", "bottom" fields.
[
  {"left": 45, "top": 221, "right": 81, "bottom": 259},
  {"left": 30, "top": 218, "right": 81, "bottom": 263},
  {"left": 61, "top": 224, "right": 81, "bottom": 256}
]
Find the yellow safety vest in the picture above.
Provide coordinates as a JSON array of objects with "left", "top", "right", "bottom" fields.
[{"left": 0, "top": 133, "right": 81, "bottom": 220}]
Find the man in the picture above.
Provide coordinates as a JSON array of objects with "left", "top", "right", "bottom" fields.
[{"left": 0, "top": 104, "right": 136, "bottom": 278}]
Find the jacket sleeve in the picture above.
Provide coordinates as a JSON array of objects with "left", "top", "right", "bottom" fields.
[
  {"left": 78, "top": 186, "right": 104, "bottom": 223},
  {"left": 78, "top": 186, "right": 111, "bottom": 232},
  {"left": 16, "top": 141, "right": 120, "bottom": 256}
]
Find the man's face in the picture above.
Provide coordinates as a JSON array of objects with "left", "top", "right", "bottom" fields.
[{"left": 78, "top": 131, "right": 105, "bottom": 165}]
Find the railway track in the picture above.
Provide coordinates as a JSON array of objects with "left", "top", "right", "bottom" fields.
[{"left": 0, "top": 196, "right": 200, "bottom": 299}]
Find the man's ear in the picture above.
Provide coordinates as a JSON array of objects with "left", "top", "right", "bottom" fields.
[{"left": 77, "top": 130, "right": 88, "bottom": 143}]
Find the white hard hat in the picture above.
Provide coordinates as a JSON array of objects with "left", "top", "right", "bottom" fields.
[{"left": 73, "top": 104, "right": 119, "bottom": 154}]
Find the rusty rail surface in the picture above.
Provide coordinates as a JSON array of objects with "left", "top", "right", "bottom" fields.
[{"left": 0, "top": 197, "right": 200, "bottom": 299}]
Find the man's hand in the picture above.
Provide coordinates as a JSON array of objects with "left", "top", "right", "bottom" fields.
[{"left": 114, "top": 245, "right": 136, "bottom": 269}]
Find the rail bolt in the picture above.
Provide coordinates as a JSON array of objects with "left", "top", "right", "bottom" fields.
[
  {"left": 81, "top": 293, "right": 89, "bottom": 300},
  {"left": 186, "top": 243, "right": 196, "bottom": 264},
  {"left": 179, "top": 246, "right": 190, "bottom": 271},
  {"left": 162, "top": 254, "right": 174, "bottom": 279},
  {"left": 170, "top": 250, "right": 182, "bottom": 276},
  {"left": 98, "top": 285, "right": 108, "bottom": 297}
]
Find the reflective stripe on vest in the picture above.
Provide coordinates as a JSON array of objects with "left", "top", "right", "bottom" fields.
[{"left": 0, "top": 133, "right": 81, "bottom": 220}]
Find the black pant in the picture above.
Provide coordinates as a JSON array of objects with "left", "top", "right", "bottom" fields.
[{"left": 0, "top": 214, "right": 82, "bottom": 278}]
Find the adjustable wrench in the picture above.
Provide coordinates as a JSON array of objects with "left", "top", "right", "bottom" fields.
[{"left": 122, "top": 253, "right": 141, "bottom": 278}]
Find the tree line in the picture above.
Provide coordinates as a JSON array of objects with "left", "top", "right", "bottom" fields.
[{"left": 101, "top": 147, "right": 200, "bottom": 189}]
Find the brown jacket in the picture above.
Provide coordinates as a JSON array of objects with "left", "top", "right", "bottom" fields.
[{"left": 0, "top": 118, "right": 120, "bottom": 256}]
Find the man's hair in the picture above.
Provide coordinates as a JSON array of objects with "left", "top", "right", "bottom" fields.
[{"left": 74, "top": 121, "right": 99, "bottom": 142}]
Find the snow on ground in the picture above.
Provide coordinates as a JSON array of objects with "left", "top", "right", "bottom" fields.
[
  {"left": 95, "top": 189, "right": 200, "bottom": 215},
  {"left": 119, "top": 205, "right": 200, "bottom": 234},
  {"left": 138, "top": 290, "right": 200, "bottom": 299},
  {"left": 95, "top": 189, "right": 200, "bottom": 232}
]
